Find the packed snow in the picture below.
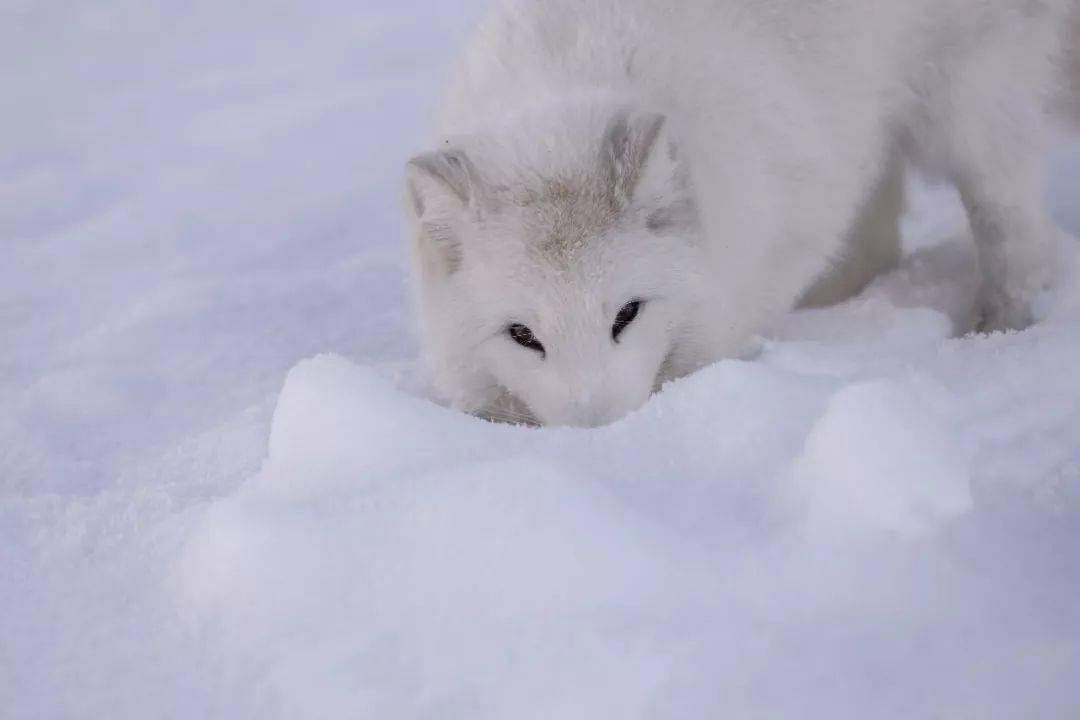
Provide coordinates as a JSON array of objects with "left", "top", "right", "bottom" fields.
[{"left": 3, "top": 2, "right": 1080, "bottom": 718}]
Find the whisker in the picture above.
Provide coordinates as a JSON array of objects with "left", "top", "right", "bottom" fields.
[{"left": 477, "top": 389, "right": 540, "bottom": 426}]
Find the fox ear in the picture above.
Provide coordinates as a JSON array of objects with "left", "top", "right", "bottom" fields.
[
  {"left": 405, "top": 149, "right": 479, "bottom": 276},
  {"left": 601, "top": 110, "right": 680, "bottom": 207},
  {"left": 406, "top": 149, "right": 478, "bottom": 217}
]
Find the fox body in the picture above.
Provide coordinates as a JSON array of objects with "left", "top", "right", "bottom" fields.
[{"left": 405, "top": 0, "right": 1077, "bottom": 427}]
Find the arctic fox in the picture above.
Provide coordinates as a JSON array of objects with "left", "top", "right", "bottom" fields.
[{"left": 405, "top": 0, "right": 1078, "bottom": 427}]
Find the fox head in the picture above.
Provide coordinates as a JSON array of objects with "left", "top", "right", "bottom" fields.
[{"left": 404, "top": 108, "right": 708, "bottom": 427}]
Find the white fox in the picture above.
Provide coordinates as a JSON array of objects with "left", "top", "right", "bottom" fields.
[{"left": 405, "top": 0, "right": 1078, "bottom": 427}]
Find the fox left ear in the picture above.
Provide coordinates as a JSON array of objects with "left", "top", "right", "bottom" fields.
[
  {"left": 406, "top": 149, "right": 481, "bottom": 217},
  {"left": 600, "top": 110, "right": 681, "bottom": 207},
  {"left": 405, "top": 149, "right": 481, "bottom": 276}
]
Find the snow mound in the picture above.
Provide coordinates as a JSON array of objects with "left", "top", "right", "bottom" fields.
[
  {"left": 173, "top": 241, "right": 1080, "bottom": 718},
  {"left": 795, "top": 378, "right": 973, "bottom": 539}
]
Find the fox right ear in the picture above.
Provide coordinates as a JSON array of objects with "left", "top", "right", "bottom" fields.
[
  {"left": 405, "top": 150, "right": 478, "bottom": 276},
  {"left": 601, "top": 110, "right": 677, "bottom": 207}
]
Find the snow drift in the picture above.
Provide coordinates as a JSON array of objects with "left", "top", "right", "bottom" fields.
[{"left": 174, "top": 197, "right": 1080, "bottom": 717}]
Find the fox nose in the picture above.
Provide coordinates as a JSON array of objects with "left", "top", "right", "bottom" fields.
[
  {"left": 573, "top": 409, "right": 609, "bottom": 428},
  {"left": 564, "top": 394, "right": 622, "bottom": 428}
]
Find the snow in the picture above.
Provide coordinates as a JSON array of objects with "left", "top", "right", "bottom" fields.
[{"left": 3, "top": 2, "right": 1080, "bottom": 718}]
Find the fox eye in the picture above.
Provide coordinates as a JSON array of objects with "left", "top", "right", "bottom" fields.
[
  {"left": 612, "top": 300, "right": 642, "bottom": 342},
  {"left": 508, "top": 323, "right": 545, "bottom": 355}
]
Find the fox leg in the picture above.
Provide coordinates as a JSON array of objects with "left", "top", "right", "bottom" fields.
[{"left": 800, "top": 151, "right": 904, "bottom": 308}]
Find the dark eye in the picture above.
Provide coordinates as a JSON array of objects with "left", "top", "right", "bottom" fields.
[
  {"left": 508, "top": 323, "right": 545, "bottom": 355},
  {"left": 612, "top": 300, "right": 642, "bottom": 342}
]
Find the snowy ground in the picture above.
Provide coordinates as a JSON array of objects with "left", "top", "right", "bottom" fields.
[{"left": 4, "top": 3, "right": 1080, "bottom": 718}]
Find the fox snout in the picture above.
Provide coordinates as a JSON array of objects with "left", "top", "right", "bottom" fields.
[{"left": 541, "top": 382, "right": 652, "bottom": 428}]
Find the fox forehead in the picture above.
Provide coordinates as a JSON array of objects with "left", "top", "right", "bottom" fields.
[
  {"left": 481, "top": 172, "right": 623, "bottom": 268},
  {"left": 461, "top": 176, "right": 686, "bottom": 316},
  {"left": 460, "top": 224, "right": 624, "bottom": 328},
  {"left": 464, "top": 231, "right": 615, "bottom": 310}
]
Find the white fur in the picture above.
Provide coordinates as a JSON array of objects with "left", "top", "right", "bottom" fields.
[{"left": 406, "top": 0, "right": 1078, "bottom": 427}]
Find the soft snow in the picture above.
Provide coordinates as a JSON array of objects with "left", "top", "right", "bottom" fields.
[{"left": 3, "top": 3, "right": 1080, "bottom": 718}]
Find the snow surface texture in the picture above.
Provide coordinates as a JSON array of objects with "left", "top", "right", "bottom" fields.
[{"left": 4, "top": 2, "right": 1080, "bottom": 718}]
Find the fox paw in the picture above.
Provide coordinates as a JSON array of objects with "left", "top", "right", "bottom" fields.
[{"left": 975, "top": 288, "right": 1036, "bottom": 334}]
